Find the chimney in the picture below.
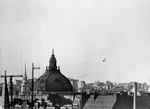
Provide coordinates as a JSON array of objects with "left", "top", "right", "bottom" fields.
[{"left": 133, "top": 82, "right": 137, "bottom": 109}]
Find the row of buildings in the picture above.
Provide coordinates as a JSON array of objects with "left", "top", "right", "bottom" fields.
[
  {"left": 69, "top": 79, "right": 150, "bottom": 93},
  {"left": 1, "top": 49, "right": 150, "bottom": 109},
  {"left": 1, "top": 74, "right": 149, "bottom": 97}
]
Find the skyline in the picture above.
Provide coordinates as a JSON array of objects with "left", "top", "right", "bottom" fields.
[{"left": 0, "top": 0, "right": 150, "bottom": 83}]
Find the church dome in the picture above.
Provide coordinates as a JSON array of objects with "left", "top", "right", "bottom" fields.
[
  {"left": 37, "top": 50, "right": 73, "bottom": 93},
  {"left": 45, "top": 70, "right": 73, "bottom": 92}
]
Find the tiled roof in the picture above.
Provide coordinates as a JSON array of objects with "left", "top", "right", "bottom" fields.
[
  {"left": 137, "top": 95, "right": 150, "bottom": 109},
  {"left": 83, "top": 95, "right": 116, "bottom": 109},
  {"left": 82, "top": 93, "right": 150, "bottom": 109},
  {"left": 83, "top": 95, "right": 94, "bottom": 109}
]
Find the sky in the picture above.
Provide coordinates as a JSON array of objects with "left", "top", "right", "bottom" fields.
[{"left": 0, "top": 0, "right": 150, "bottom": 84}]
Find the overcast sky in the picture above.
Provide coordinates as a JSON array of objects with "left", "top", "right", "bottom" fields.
[{"left": 0, "top": 0, "right": 150, "bottom": 83}]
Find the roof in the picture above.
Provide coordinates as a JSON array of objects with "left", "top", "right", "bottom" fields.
[
  {"left": 37, "top": 69, "right": 73, "bottom": 92},
  {"left": 82, "top": 92, "right": 150, "bottom": 109}
]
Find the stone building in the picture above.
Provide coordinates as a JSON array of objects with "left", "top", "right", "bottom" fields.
[
  {"left": 35, "top": 50, "right": 73, "bottom": 107},
  {"left": 36, "top": 50, "right": 73, "bottom": 93}
]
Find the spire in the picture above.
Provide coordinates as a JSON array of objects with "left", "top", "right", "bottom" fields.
[
  {"left": 52, "top": 49, "right": 54, "bottom": 54},
  {"left": 24, "top": 63, "right": 27, "bottom": 81},
  {"left": 25, "top": 63, "right": 26, "bottom": 75},
  {"left": 21, "top": 64, "right": 27, "bottom": 93}
]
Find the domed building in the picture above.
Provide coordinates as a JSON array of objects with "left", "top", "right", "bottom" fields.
[{"left": 37, "top": 50, "right": 73, "bottom": 93}]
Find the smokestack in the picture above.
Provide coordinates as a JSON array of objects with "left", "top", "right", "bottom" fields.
[
  {"left": 133, "top": 82, "right": 137, "bottom": 109},
  {"left": 4, "top": 71, "right": 10, "bottom": 108}
]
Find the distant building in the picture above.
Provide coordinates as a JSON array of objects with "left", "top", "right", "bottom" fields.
[
  {"left": 116, "top": 83, "right": 130, "bottom": 90},
  {"left": 142, "top": 82, "right": 148, "bottom": 93},
  {"left": 69, "top": 78, "right": 78, "bottom": 91},
  {"left": 106, "top": 81, "right": 113, "bottom": 90},
  {"left": 91, "top": 81, "right": 106, "bottom": 91},
  {"left": 148, "top": 85, "right": 150, "bottom": 93},
  {"left": 78, "top": 81, "right": 86, "bottom": 92}
]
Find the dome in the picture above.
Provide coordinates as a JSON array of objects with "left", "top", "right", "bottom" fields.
[
  {"left": 37, "top": 50, "right": 73, "bottom": 93},
  {"left": 46, "top": 70, "right": 73, "bottom": 92}
]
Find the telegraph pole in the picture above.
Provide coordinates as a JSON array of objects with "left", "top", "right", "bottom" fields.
[{"left": 31, "top": 63, "right": 40, "bottom": 109}]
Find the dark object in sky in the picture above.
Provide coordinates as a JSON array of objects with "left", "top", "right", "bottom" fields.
[{"left": 103, "top": 58, "right": 106, "bottom": 62}]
